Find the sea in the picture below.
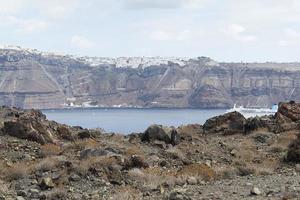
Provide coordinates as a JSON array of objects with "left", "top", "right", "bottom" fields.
[{"left": 42, "top": 108, "right": 227, "bottom": 134}]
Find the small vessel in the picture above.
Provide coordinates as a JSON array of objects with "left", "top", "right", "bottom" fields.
[{"left": 226, "top": 104, "right": 278, "bottom": 115}]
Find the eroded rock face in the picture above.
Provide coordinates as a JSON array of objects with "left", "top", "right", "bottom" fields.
[
  {"left": 2, "top": 108, "right": 55, "bottom": 144},
  {"left": 2, "top": 48, "right": 300, "bottom": 109},
  {"left": 274, "top": 101, "right": 300, "bottom": 133},
  {"left": 276, "top": 101, "right": 300, "bottom": 122},
  {"left": 203, "top": 112, "right": 246, "bottom": 134},
  {"left": 0, "top": 106, "right": 93, "bottom": 144}
]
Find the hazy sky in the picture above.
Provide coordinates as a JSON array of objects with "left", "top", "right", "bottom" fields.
[{"left": 1, "top": 0, "right": 300, "bottom": 62}]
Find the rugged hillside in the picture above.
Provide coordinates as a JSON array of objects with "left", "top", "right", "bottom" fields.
[
  {"left": 1, "top": 102, "right": 300, "bottom": 199},
  {"left": 1, "top": 46, "right": 300, "bottom": 109}
]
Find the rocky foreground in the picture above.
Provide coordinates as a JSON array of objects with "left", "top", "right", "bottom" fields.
[{"left": 0, "top": 102, "right": 300, "bottom": 200}]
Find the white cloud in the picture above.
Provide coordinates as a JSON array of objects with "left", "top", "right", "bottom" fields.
[
  {"left": 278, "top": 28, "right": 300, "bottom": 46},
  {"left": 71, "top": 35, "right": 94, "bottom": 49},
  {"left": 150, "top": 29, "right": 192, "bottom": 41},
  {"left": 224, "top": 24, "right": 257, "bottom": 42},
  {"left": 121, "top": 0, "right": 207, "bottom": 9},
  {"left": 0, "top": 0, "right": 25, "bottom": 14},
  {"left": 0, "top": 16, "right": 48, "bottom": 33}
]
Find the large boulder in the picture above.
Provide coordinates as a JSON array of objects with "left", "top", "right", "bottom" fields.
[
  {"left": 203, "top": 111, "right": 246, "bottom": 134},
  {"left": 244, "top": 115, "right": 277, "bottom": 133},
  {"left": 142, "top": 125, "right": 171, "bottom": 144},
  {"left": 276, "top": 101, "right": 300, "bottom": 122},
  {"left": 0, "top": 106, "right": 83, "bottom": 144},
  {"left": 273, "top": 101, "right": 300, "bottom": 132},
  {"left": 2, "top": 109, "right": 55, "bottom": 144},
  {"left": 286, "top": 134, "right": 300, "bottom": 163},
  {"left": 141, "top": 125, "right": 179, "bottom": 145}
]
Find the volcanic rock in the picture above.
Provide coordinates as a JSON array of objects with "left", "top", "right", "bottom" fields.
[{"left": 203, "top": 111, "right": 246, "bottom": 134}]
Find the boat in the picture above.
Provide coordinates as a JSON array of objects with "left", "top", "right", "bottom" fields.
[{"left": 226, "top": 104, "right": 278, "bottom": 115}]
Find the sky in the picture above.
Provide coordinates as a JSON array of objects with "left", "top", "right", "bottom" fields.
[{"left": 0, "top": 0, "right": 300, "bottom": 62}]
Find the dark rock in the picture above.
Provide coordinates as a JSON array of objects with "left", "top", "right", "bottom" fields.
[
  {"left": 141, "top": 125, "right": 171, "bottom": 144},
  {"left": 57, "top": 125, "right": 75, "bottom": 141},
  {"left": 124, "top": 155, "right": 148, "bottom": 169},
  {"left": 77, "top": 129, "right": 93, "bottom": 139},
  {"left": 171, "top": 129, "right": 180, "bottom": 146},
  {"left": 69, "top": 174, "right": 81, "bottom": 182},
  {"left": 244, "top": 115, "right": 277, "bottom": 133},
  {"left": 253, "top": 133, "right": 272, "bottom": 143},
  {"left": 286, "top": 134, "right": 300, "bottom": 163},
  {"left": 169, "top": 189, "right": 191, "bottom": 200},
  {"left": 203, "top": 112, "right": 246, "bottom": 134}
]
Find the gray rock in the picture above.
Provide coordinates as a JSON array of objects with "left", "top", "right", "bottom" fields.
[
  {"left": 250, "top": 187, "right": 262, "bottom": 195},
  {"left": 79, "top": 148, "right": 110, "bottom": 159},
  {"left": 69, "top": 174, "right": 81, "bottom": 182},
  {"left": 142, "top": 125, "right": 171, "bottom": 144},
  {"left": 39, "top": 177, "right": 54, "bottom": 190}
]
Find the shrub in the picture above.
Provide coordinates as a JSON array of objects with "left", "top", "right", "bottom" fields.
[
  {"left": 34, "top": 157, "right": 60, "bottom": 172},
  {"left": 40, "top": 144, "right": 62, "bottom": 157},
  {"left": 2, "top": 163, "right": 30, "bottom": 181},
  {"left": 178, "top": 164, "right": 216, "bottom": 181}
]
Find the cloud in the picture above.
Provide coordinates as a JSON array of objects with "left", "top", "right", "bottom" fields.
[
  {"left": 224, "top": 24, "right": 257, "bottom": 42},
  {"left": 0, "top": 16, "right": 48, "bottom": 33},
  {"left": 0, "top": 0, "right": 25, "bottom": 14},
  {"left": 278, "top": 28, "right": 300, "bottom": 46},
  {"left": 150, "top": 29, "right": 192, "bottom": 41},
  {"left": 71, "top": 35, "right": 94, "bottom": 49},
  {"left": 120, "top": 0, "right": 207, "bottom": 9}
]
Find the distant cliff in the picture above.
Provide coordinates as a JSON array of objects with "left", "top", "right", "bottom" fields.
[{"left": 1, "top": 46, "right": 300, "bottom": 109}]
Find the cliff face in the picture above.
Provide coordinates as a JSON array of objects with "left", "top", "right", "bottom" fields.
[{"left": 1, "top": 47, "right": 300, "bottom": 109}]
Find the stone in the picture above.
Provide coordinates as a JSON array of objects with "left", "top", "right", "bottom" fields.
[
  {"left": 29, "top": 188, "right": 40, "bottom": 199},
  {"left": 203, "top": 111, "right": 246, "bottom": 134},
  {"left": 69, "top": 174, "right": 81, "bottom": 182},
  {"left": 169, "top": 189, "right": 191, "bottom": 200},
  {"left": 250, "top": 187, "right": 262, "bottom": 195},
  {"left": 187, "top": 176, "right": 197, "bottom": 185},
  {"left": 77, "top": 129, "right": 93, "bottom": 139},
  {"left": 124, "top": 155, "right": 148, "bottom": 169},
  {"left": 39, "top": 177, "right": 54, "bottom": 190},
  {"left": 16, "top": 197, "right": 25, "bottom": 200},
  {"left": 277, "top": 101, "right": 300, "bottom": 122},
  {"left": 286, "top": 134, "right": 300, "bottom": 163},
  {"left": 296, "top": 164, "right": 300, "bottom": 172},
  {"left": 230, "top": 149, "right": 238, "bottom": 157},
  {"left": 141, "top": 125, "right": 171, "bottom": 144},
  {"left": 79, "top": 148, "right": 110, "bottom": 159},
  {"left": 170, "top": 128, "right": 180, "bottom": 146}
]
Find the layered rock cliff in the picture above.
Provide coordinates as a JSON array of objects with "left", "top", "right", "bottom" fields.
[{"left": 1, "top": 46, "right": 300, "bottom": 109}]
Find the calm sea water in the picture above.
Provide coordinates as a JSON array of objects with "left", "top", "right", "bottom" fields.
[{"left": 42, "top": 108, "right": 227, "bottom": 134}]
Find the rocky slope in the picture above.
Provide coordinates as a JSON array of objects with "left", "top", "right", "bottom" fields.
[
  {"left": 0, "top": 102, "right": 300, "bottom": 199},
  {"left": 1, "top": 46, "right": 300, "bottom": 109}
]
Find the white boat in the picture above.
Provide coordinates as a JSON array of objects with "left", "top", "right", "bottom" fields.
[{"left": 226, "top": 104, "right": 278, "bottom": 115}]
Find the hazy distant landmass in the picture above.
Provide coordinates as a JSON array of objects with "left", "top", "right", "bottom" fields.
[{"left": 1, "top": 46, "right": 300, "bottom": 109}]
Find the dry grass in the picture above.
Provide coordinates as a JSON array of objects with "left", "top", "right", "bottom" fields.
[
  {"left": 125, "top": 146, "right": 145, "bottom": 157},
  {"left": 128, "top": 168, "right": 178, "bottom": 189},
  {"left": 110, "top": 186, "right": 142, "bottom": 200},
  {"left": 40, "top": 143, "right": 62, "bottom": 157},
  {"left": 66, "top": 139, "right": 99, "bottom": 151},
  {"left": 0, "top": 162, "right": 31, "bottom": 181},
  {"left": 178, "top": 164, "right": 216, "bottom": 181},
  {"left": 72, "top": 156, "right": 119, "bottom": 176},
  {"left": 34, "top": 157, "right": 60, "bottom": 172}
]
